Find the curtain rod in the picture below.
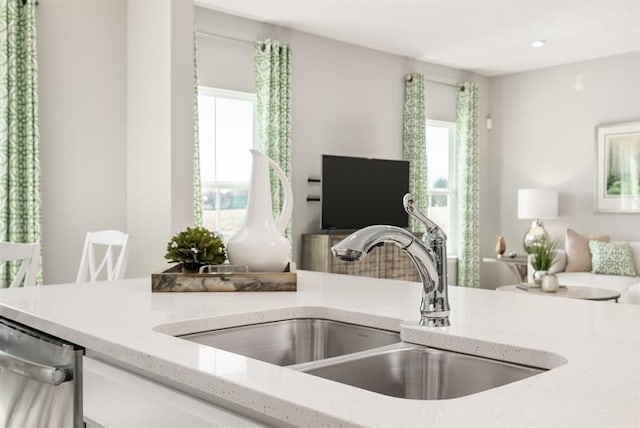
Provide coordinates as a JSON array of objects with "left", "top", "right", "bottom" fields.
[
  {"left": 427, "top": 79, "right": 462, "bottom": 90},
  {"left": 406, "top": 74, "right": 463, "bottom": 90},
  {"left": 195, "top": 30, "right": 254, "bottom": 45}
]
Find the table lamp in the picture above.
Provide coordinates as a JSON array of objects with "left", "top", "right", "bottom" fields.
[{"left": 517, "top": 188, "right": 558, "bottom": 253}]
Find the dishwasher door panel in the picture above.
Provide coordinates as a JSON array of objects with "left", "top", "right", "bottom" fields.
[
  {"left": 0, "top": 318, "right": 82, "bottom": 428},
  {"left": 0, "top": 368, "right": 73, "bottom": 428}
]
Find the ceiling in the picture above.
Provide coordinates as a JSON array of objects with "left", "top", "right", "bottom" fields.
[{"left": 195, "top": 0, "right": 640, "bottom": 76}]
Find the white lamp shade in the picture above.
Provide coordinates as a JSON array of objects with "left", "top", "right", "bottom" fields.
[{"left": 517, "top": 188, "right": 558, "bottom": 220}]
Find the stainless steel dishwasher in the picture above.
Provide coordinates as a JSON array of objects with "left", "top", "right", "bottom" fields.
[{"left": 0, "top": 317, "right": 83, "bottom": 428}]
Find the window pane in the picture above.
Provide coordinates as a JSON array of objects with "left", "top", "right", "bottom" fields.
[
  {"left": 427, "top": 194, "right": 449, "bottom": 236},
  {"left": 426, "top": 126, "right": 450, "bottom": 189},
  {"left": 202, "top": 186, "right": 249, "bottom": 242},
  {"left": 214, "top": 97, "right": 254, "bottom": 183},
  {"left": 199, "top": 91, "right": 255, "bottom": 241},
  {"left": 198, "top": 95, "right": 216, "bottom": 182}
]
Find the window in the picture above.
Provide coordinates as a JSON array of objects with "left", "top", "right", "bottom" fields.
[
  {"left": 425, "top": 120, "right": 457, "bottom": 255},
  {"left": 198, "top": 87, "right": 257, "bottom": 241}
]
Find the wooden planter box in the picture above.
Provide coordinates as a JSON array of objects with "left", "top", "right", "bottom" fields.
[{"left": 151, "top": 264, "right": 297, "bottom": 292}]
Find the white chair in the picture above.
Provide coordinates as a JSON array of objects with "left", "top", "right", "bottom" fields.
[
  {"left": 0, "top": 242, "right": 40, "bottom": 288},
  {"left": 76, "top": 230, "right": 129, "bottom": 283}
]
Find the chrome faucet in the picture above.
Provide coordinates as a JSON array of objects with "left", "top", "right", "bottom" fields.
[{"left": 331, "top": 193, "right": 451, "bottom": 327}]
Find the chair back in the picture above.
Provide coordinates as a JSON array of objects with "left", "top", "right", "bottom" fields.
[
  {"left": 76, "top": 230, "right": 129, "bottom": 283},
  {"left": 0, "top": 242, "right": 40, "bottom": 288}
]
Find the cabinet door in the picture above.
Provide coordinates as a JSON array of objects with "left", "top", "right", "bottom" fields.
[{"left": 83, "top": 357, "right": 267, "bottom": 427}]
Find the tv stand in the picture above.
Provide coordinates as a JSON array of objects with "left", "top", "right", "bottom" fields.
[{"left": 300, "top": 233, "right": 420, "bottom": 281}]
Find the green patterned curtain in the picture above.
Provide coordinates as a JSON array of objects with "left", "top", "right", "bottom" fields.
[
  {"left": 193, "top": 32, "right": 203, "bottom": 227},
  {"left": 402, "top": 73, "right": 427, "bottom": 233},
  {"left": 456, "top": 83, "right": 480, "bottom": 288},
  {"left": 254, "top": 39, "right": 291, "bottom": 238},
  {"left": 0, "top": 0, "right": 41, "bottom": 287}
]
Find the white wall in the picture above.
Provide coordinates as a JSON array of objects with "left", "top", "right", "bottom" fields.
[
  {"left": 489, "top": 52, "right": 640, "bottom": 286},
  {"left": 195, "top": 7, "right": 497, "bottom": 287},
  {"left": 37, "top": 0, "right": 194, "bottom": 283},
  {"left": 126, "top": 0, "right": 195, "bottom": 278},
  {"left": 37, "top": 0, "right": 127, "bottom": 284}
]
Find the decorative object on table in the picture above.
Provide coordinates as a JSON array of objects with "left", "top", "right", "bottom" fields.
[
  {"left": 151, "top": 262, "right": 296, "bottom": 292},
  {"left": 165, "top": 226, "right": 226, "bottom": 273},
  {"left": 495, "top": 235, "right": 506, "bottom": 257},
  {"left": 227, "top": 150, "right": 293, "bottom": 272},
  {"left": 530, "top": 238, "right": 558, "bottom": 285},
  {"left": 517, "top": 188, "right": 558, "bottom": 253},
  {"left": 564, "top": 228, "right": 610, "bottom": 272},
  {"left": 541, "top": 273, "right": 560, "bottom": 292},
  {"left": 516, "top": 282, "right": 551, "bottom": 290},
  {"left": 508, "top": 251, "right": 517, "bottom": 259},
  {"left": 594, "top": 121, "right": 640, "bottom": 213}
]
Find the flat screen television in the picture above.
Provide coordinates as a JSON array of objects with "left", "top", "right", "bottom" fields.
[{"left": 321, "top": 155, "right": 410, "bottom": 230}]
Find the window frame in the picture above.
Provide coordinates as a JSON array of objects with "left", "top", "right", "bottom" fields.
[
  {"left": 197, "top": 86, "right": 258, "bottom": 236},
  {"left": 425, "top": 119, "right": 457, "bottom": 256}
]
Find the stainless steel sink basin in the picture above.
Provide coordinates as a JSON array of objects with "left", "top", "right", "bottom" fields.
[
  {"left": 180, "top": 319, "right": 400, "bottom": 366},
  {"left": 301, "top": 345, "right": 545, "bottom": 400}
]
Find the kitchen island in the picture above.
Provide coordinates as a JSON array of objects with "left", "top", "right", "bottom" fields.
[{"left": 0, "top": 271, "right": 638, "bottom": 427}]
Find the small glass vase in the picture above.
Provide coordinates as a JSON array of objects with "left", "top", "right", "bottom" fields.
[{"left": 532, "top": 270, "right": 548, "bottom": 286}]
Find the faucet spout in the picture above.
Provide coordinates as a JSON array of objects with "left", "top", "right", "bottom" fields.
[{"left": 331, "top": 223, "right": 449, "bottom": 326}]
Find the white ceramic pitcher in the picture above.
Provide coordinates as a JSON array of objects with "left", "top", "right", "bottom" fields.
[{"left": 227, "top": 149, "right": 293, "bottom": 272}]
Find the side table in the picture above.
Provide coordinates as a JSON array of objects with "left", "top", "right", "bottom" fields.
[{"left": 482, "top": 256, "right": 528, "bottom": 283}]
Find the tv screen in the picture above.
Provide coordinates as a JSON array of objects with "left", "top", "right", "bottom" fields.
[{"left": 321, "top": 155, "right": 410, "bottom": 230}]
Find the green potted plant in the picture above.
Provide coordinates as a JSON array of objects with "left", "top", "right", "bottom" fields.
[
  {"left": 165, "top": 226, "right": 226, "bottom": 273},
  {"left": 530, "top": 239, "right": 558, "bottom": 285}
]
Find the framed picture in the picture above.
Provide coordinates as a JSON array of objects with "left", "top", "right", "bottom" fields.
[{"left": 595, "top": 121, "right": 640, "bottom": 213}]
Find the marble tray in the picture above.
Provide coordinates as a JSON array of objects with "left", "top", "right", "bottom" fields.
[{"left": 151, "top": 264, "right": 297, "bottom": 292}]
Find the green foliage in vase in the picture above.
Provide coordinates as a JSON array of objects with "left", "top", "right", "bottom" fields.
[
  {"left": 530, "top": 239, "right": 558, "bottom": 271},
  {"left": 165, "top": 226, "right": 226, "bottom": 271}
]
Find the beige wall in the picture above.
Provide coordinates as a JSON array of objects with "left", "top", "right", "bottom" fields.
[
  {"left": 489, "top": 52, "right": 640, "bottom": 286},
  {"left": 38, "top": 0, "right": 194, "bottom": 283},
  {"left": 126, "top": 0, "right": 195, "bottom": 278},
  {"left": 37, "top": 0, "right": 127, "bottom": 284}
]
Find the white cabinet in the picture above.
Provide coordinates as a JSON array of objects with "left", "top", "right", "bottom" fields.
[{"left": 83, "top": 357, "right": 267, "bottom": 427}]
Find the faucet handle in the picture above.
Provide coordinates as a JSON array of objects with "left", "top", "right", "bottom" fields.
[{"left": 402, "top": 193, "right": 447, "bottom": 240}]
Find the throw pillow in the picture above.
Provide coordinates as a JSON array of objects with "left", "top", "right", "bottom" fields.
[
  {"left": 565, "top": 228, "right": 610, "bottom": 272},
  {"left": 589, "top": 241, "right": 637, "bottom": 277}
]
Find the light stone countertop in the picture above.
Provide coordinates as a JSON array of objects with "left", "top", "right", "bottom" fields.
[{"left": 0, "top": 270, "right": 638, "bottom": 427}]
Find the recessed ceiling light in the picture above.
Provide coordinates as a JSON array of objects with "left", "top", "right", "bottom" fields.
[{"left": 530, "top": 40, "right": 546, "bottom": 48}]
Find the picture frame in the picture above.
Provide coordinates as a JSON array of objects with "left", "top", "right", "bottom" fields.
[{"left": 594, "top": 121, "right": 640, "bottom": 213}]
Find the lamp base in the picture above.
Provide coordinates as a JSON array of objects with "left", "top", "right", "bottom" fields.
[{"left": 523, "top": 219, "right": 549, "bottom": 254}]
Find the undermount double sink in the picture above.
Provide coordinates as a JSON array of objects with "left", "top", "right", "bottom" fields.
[{"left": 179, "top": 318, "right": 546, "bottom": 400}]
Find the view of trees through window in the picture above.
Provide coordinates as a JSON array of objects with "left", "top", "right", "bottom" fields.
[
  {"left": 198, "top": 88, "right": 256, "bottom": 242},
  {"left": 426, "top": 120, "right": 457, "bottom": 255}
]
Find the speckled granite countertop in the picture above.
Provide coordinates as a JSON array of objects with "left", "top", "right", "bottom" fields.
[{"left": 0, "top": 271, "right": 638, "bottom": 427}]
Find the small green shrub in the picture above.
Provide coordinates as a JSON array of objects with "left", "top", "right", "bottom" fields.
[
  {"left": 165, "top": 226, "right": 226, "bottom": 272},
  {"left": 530, "top": 239, "right": 558, "bottom": 271}
]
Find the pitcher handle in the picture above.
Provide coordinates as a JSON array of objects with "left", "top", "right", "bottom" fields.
[{"left": 265, "top": 156, "right": 293, "bottom": 235}]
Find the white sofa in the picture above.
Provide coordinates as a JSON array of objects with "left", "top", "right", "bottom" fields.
[{"left": 527, "top": 242, "right": 640, "bottom": 305}]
